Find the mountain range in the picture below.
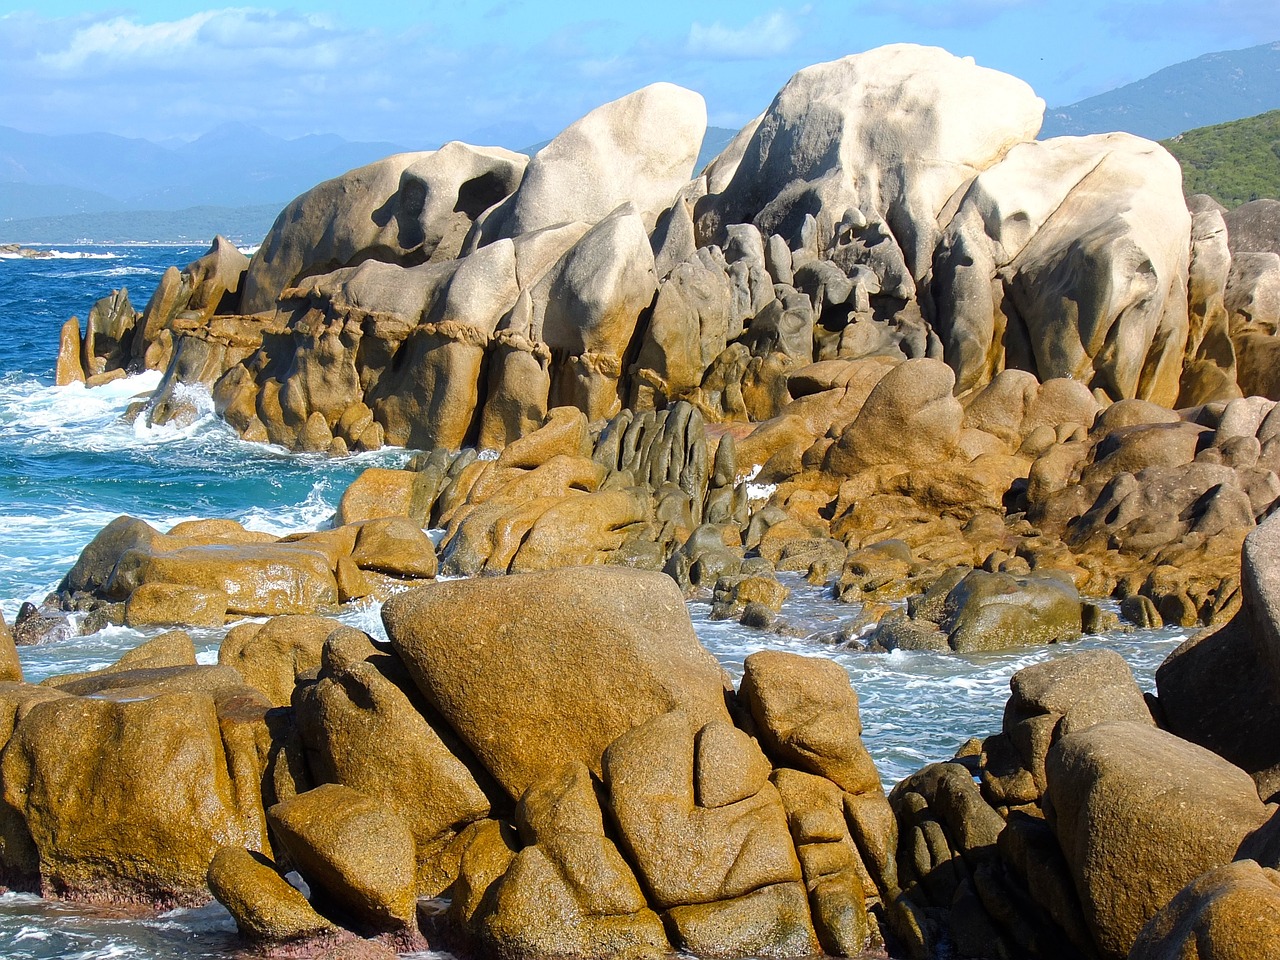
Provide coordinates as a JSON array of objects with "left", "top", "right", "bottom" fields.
[
  {"left": 1041, "top": 40, "right": 1280, "bottom": 139},
  {"left": 3, "top": 41, "right": 1278, "bottom": 243}
]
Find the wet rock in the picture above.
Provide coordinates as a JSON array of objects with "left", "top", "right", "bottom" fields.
[
  {"left": 208, "top": 846, "right": 336, "bottom": 944},
  {"left": 124, "top": 582, "right": 228, "bottom": 628}
]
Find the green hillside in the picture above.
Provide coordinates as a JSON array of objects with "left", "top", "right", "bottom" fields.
[{"left": 1161, "top": 110, "right": 1280, "bottom": 208}]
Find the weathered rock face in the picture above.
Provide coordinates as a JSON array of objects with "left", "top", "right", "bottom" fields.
[
  {"left": 295, "top": 629, "right": 494, "bottom": 896},
  {"left": 1130, "top": 859, "right": 1280, "bottom": 960},
  {"left": 0, "top": 688, "right": 265, "bottom": 902},
  {"left": 933, "top": 133, "right": 1191, "bottom": 403},
  {"left": 267, "top": 784, "right": 419, "bottom": 937},
  {"left": 67, "top": 42, "right": 1231, "bottom": 473},
  {"left": 479, "top": 82, "right": 706, "bottom": 241},
  {"left": 1044, "top": 721, "right": 1273, "bottom": 960},
  {"left": 0, "top": 616, "right": 20, "bottom": 683},
  {"left": 241, "top": 145, "right": 527, "bottom": 314},
  {"left": 382, "top": 567, "right": 732, "bottom": 799},
  {"left": 55, "top": 515, "right": 438, "bottom": 625},
  {"left": 696, "top": 44, "right": 1044, "bottom": 282}
]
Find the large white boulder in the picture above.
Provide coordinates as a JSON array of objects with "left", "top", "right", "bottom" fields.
[
  {"left": 480, "top": 82, "right": 707, "bottom": 240},
  {"left": 932, "top": 133, "right": 1191, "bottom": 404},
  {"left": 696, "top": 44, "right": 1044, "bottom": 281}
]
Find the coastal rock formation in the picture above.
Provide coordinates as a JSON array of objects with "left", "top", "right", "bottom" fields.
[{"left": 72, "top": 41, "right": 1253, "bottom": 463}]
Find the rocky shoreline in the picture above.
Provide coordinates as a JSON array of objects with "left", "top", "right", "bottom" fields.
[{"left": 5, "top": 41, "right": 1280, "bottom": 960}]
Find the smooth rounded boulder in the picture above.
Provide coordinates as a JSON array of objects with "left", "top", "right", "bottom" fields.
[
  {"left": 1044, "top": 721, "right": 1273, "bottom": 960},
  {"left": 382, "top": 566, "right": 732, "bottom": 800}
]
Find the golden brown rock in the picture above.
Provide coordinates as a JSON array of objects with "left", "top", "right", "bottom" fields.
[
  {"left": 0, "top": 614, "right": 20, "bottom": 683},
  {"left": 0, "top": 691, "right": 261, "bottom": 902},
  {"left": 296, "top": 629, "right": 493, "bottom": 896},
  {"left": 55, "top": 317, "right": 85, "bottom": 386},
  {"left": 124, "top": 581, "right": 229, "bottom": 627},
  {"left": 603, "top": 710, "right": 804, "bottom": 914},
  {"left": 208, "top": 846, "right": 335, "bottom": 943},
  {"left": 384, "top": 567, "right": 731, "bottom": 799},
  {"left": 219, "top": 615, "right": 343, "bottom": 707},
  {"left": 350, "top": 517, "right": 437, "bottom": 580},
  {"left": 267, "top": 784, "right": 418, "bottom": 934},
  {"left": 475, "top": 762, "right": 669, "bottom": 960},
  {"left": 1046, "top": 721, "right": 1274, "bottom": 959},
  {"left": 1130, "top": 860, "right": 1280, "bottom": 960}
]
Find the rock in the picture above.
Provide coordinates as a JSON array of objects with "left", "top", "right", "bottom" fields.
[
  {"left": 772, "top": 768, "right": 873, "bottom": 956},
  {"left": 936, "top": 569, "right": 1083, "bottom": 653},
  {"left": 738, "top": 649, "right": 900, "bottom": 931},
  {"left": 529, "top": 204, "right": 658, "bottom": 420},
  {"left": 219, "top": 615, "right": 342, "bottom": 707},
  {"left": 41, "top": 630, "right": 196, "bottom": 689},
  {"left": 1130, "top": 859, "right": 1280, "bottom": 960},
  {"left": 383, "top": 567, "right": 732, "bottom": 799},
  {"left": 1225, "top": 198, "right": 1280, "bottom": 257},
  {"left": 698, "top": 44, "right": 1043, "bottom": 283},
  {"left": 482, "top": 82, "right": 706, "bottom": 240},
  {"left": 350, "top": 517, "right": 437, "bottom": 580},
  {"left": 55, "top": 317, "right": 84, "bottom": 385},
  {"left": 934, "top": 133, "right": 1190, "bottom": 403},
  {"left": 740, "top": 650, "right": 881, "bottom": 796},
  {"left": 0, "top": 615, "right": 20, "bottom": 683},
  {"left": 208, "top": 846, "right": 335, "bottom": 943},
  {"left": 0, "top": 690, "right": 262, "bottom": 902},
  {"left": 336, "top": 468, "right": 434, "bottom": 526},
  {"left": 473, "top": 761, "right": 669, "bottom": 960},
  {"left": 296, "top": 629, "right": 493, "bottom": 896},
  {"left": 1045, "top": 721, "right": 1273, "bottom": 959},
  {"left": 124, "top": 582, "right": 228, "bottom": 628},
  {"left": 241, "top": 146, "right": 526, "bottom": 314},
  {"left": 824, "top": 358, "right": 963, "bottom": 474},
  {"left": 267, "top": 784, "right": 418, "bottom": 935},
  {"left": 602, "top": 709, "right": 818, "bottom": 957}
]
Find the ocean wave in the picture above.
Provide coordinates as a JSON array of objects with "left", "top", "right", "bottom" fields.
[
  {"left": 238, "top": 244, "right": 261, "bottom": 256},
  {"left": 237, "top": 478, "right": 338, "bottom": 535}
]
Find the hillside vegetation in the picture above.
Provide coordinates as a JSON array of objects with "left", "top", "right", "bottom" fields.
[{"left": 1161, "top": 109, "right": 1280, "bottom": 208}]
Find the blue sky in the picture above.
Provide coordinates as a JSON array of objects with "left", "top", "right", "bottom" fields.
[{"left": 2, "top": 1, "right": 1278, "bottom": 147}]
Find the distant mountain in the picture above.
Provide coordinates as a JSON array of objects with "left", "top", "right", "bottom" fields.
[
  {"left": 1042, "top": 41, "right": 1280, "bottom": 140},
  {"left": 0, "top": 123, "right": 412, "bottom": 221},
  {"left": 1162, "top": 109, "right": 1280, "bottom": 207}
]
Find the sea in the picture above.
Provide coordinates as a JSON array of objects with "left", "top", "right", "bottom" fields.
[{"left": 0, "top": 243, "right": 1189, "bottom": 958}]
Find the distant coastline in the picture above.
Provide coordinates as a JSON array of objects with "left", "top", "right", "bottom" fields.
[{"left": 0, "top": 203, "right": 279, "bottom": 246}]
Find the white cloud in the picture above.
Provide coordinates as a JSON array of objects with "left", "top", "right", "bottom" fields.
[
  {"left": 686, "top": 10, "right": 802, "bottom": 60},
  {"left": 34, "top": 8, "right": 350, "bottom": 75}
]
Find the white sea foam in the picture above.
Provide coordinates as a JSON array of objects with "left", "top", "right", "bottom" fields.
[
  {"left": 238, "top": 479, "right": 339, "bottom": 536},
  {"left": 237, "top": 244, "right": 261, "bottom": 256},
  {"left": 0, "top": 249, "right": 119, "bottom": 261}
]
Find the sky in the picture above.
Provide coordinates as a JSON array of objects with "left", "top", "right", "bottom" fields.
[{"left": 2, "top": 0, "right": 1279, "bottom": 148}]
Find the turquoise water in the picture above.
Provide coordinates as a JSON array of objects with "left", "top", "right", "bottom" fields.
[{"left": 0, "top": 245, "right": 1187, "bottom": 957}]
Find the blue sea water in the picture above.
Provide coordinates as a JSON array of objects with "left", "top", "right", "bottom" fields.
[{"left": 0, "top": 244, "right": 1188, "bottom": 958}]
